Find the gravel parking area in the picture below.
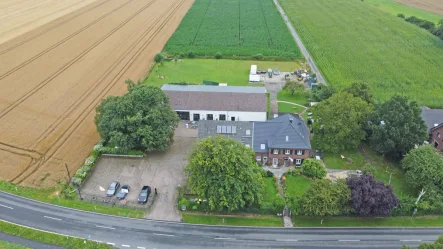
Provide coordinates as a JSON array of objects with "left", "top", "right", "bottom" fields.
[{"left": 81, "top": 123, "right": 197, "bottom": 221}]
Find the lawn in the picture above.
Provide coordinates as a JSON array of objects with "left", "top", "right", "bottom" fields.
[
  {"left": 294, "top": 216, "right": 443, "bottom": 227},
  {"left": 0, "top": 241, "right": 27, "bottom": 249},
  {"left": 163, "top": 0, "right": 300, "bottom": 59},
  {"left": 322, "top": 149, "right": 367, "bottom": 170},
  {"left": 0, "top": 181, "right": 145, "bottom": 218},
  {"left": 262, "top": 177, "right": 279, "bottom": 204},
  {"left": 284, "top": 175, "right": 312, "bottom": 198},
  {"left": 277, "top": 90, "right": 309, "bottom": 106},
  {"left": 182, "top": 213, "right": 283, "bottom": 227},
  {"left": 278, "top": 102, "right": 305, "bottom": 114},
  {"left": 145, "top": 59, "right": 303, "bottom": 87},
  {"left": 365, "top": 0, "right": 443, "bottom": 24},
  {"left": 279, "top": 0, "right": 443, "bottom": 107}
]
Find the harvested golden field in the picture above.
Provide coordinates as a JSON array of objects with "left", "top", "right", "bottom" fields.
[
  {"left": 394, "top": 0, "right": 443, "bottom": 16},
  {"left": 0, "top": 0, "right": 193, "bottom": 187}
]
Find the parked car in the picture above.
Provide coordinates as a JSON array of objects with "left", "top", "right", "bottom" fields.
[
  {"left": 138, "top": 186, "right": 151, "bottom": 204},
  {"left": 117, "top": 185, "right": 130, "bottom": 200},
  {"left": 106, "top": 181, "right": 120, "bottom": 197},
  {"left": 273, "top": 68, "right": 280, "bottom": 75}
]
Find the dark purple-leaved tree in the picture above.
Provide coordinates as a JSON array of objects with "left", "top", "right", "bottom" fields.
[{"left": 347, "top": 174, "right": 399, "bottom": 216}]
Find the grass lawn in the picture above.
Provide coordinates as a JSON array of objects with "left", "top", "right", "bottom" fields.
[
  {"left": 0, "top": 241, "right": 27, "bottom": 249},
  {"left": 0, "top": 221, "right": 112, "bottom": 249},
  {"left": 365, "top": 0, "right": 443, "bottom": 24},
  {"left": 322, "top": 149, "right": 367, "bottom": 170},
  {"left": 262, "top": 177, "right": 279, "bottom": 204},
  {"left": 294, "top": 216, "right": 443, "bottom": 227},
  {"left": 145, "top": 59, "right": 303, "bottom": 87},
  {"left": 0, "top": 181, "right": 145, "bottom": 218},
  {"left": 278, "top": 102, "right": 305, "bottom": 114},
  {"left": 182, "top": 213, "right": 283, "bottom": 227},
  {"left": 284, "top": 175, "right": 312, "bottom": 197},
  {"left": 277, "top": 90, "right": 309, "bottom": 106}
]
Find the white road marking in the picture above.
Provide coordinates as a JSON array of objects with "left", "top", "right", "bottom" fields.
[
  {"left": 43, "top": 216, "right": 61, "bottom": 221},
  {"left": 93, "top": 240, "right": 102, "bottom": 243},
  {"left": 107, "top": 242, "right": 115, "bottom": 245},
  {"left": 153, "top": 233, "right": 175, "bottom": 237},
  {"left": 122, "top": 245, "right": 130, "bottom": 247},
  {"left": 214, "top": 237, "right": 236, "bottom": 240},
  {"left": 96, "top": 225, "right": 115, "bottom": 230},
  {"left": 137, "top": 247, "right": 145, "bottom": 249},
  {"left": 338, "top": 240, "right": 360, "bottom": 242},
  {"left": 276, "top": 239, "right": 298, "bottom": 242},
  {"left": 400, "top": 240, "right": 422, "bottom": 242},
  {"left": 0, "top": 204, "right": 13, "bottom": 209}
]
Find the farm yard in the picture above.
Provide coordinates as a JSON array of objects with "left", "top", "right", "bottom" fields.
[
  {"left": 279, "top": 0, "right": 443, "bottom": 107},
  {"left": 0, "top": 0, "right": 193, "bottom": 187},
  {"left": 163, "top": 0, "right": 301, "bottom": 59}
]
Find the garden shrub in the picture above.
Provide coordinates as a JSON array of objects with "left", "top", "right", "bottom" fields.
[{"left": 302, "top": 158, "right": 326, "bottom": 179}]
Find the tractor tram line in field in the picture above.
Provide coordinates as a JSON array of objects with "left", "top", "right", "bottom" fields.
[{"left": 10, "top": 0, "right": 189, "bottom": 185}]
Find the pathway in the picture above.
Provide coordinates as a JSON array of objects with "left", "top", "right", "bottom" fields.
[
  {"left": 358, "top": 144, "right": 372, "bottom": 164},
  {"left": 272, "top": 0, "right": 327, "bottom": 85}
]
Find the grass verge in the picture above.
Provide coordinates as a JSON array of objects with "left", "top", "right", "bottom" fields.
[
  {"left": 294, "top": 216, "right": 443, "bottom": 227},
  {"left": 0, "top": 181, "right": 145, "bottom": 218},
  {"left": 0, "top": 221, "right": 112, "bottom": 249},
  {"left": 278, "top": 102, "right": 305, "bottom": 114},
  {"left": 0, "top": 241, "right": 27, "bottom": 249},
  {"left": 145, "top": 59, "right": 303, "bottom": 87},
  {"left": 182, "top": 213, "right": 283, "bottom": 227}
]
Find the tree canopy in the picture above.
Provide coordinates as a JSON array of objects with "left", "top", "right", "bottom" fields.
[
  {"left": 347, "top": 174, "right": 399, "bottom": 216},
  {"left": 401, "top": 145, "right": 443, "bottom": 192},
  {"left": 369, "top": 95, "right": 427, "bottom": 159},
  {"left": 95, "top": 80, "right": 179, "bottom": 152},
  {"left": 343, "top": 81, "right": 374, "bottom": 104},
  {"left": 401, "top": 235, "right": 443, "bottom": 249},
  {"left": 311, "top": 83, "right": 336, "bottom": 102},
  {"left": 283, "top": 80, "right": 305, "bottom": 96},
  {"left": 297, "top": 179, "right": 351, "bottom": 216},
  {"left": 185, "top": 136, "right": 264, "bottom": 212},
  {"left": 312, "top": 92, "right": 373, "bottom": 152},
  {"left": 302, "top": 158, "right": 326, "bottom": 179}
]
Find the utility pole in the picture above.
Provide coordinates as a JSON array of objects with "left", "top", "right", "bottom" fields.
[{"left": 64, "top": 163, "right": 71, "bottom": 183}]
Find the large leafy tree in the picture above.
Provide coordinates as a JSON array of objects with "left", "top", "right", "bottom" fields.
[
  {"left": 343, "top": 81, "right": 374, "bottom": 104},
  {"left": 369, "top": 95, "right": 427, "bottom": 159},
  {"left": 302, "top": 158, "right": 326, "bottom": 179},
  {"left": 297, "top": 179, "right": 351, "bottom": 216},
  {"left": 347, "top": 174, "right": 399, "bottom": 216},
  {"left": 95, "top": 80, "right": 179, "bottom": 152},
  {"left": 311, "top": 83, "right": 336, "bottom": 102},
  {"left": 283, "top": 80, "right": 305, "bottom": 96},
  {"left": 185, "top": 136, "right": 264, "bottom": 212},
  {"left": 312, "top": 92, "right": 373, "bottom": 152},
  {"left": 401, "top": 145, "right": 443, "bottom": 192}
]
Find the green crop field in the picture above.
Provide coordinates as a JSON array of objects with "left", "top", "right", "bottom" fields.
[
  {"left": 279, "top": 0, "right": 443, "bottom": 107},
  {"left": 163, "top": 0, "right": 301, "bottom": 59}
]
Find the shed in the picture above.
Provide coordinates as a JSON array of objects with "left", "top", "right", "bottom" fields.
[
  {"left": 249, "top": 74, "right": 261, "bottom": 82},
  {"left": 250, "top": 65, "right": 257, "bottom": 75}
]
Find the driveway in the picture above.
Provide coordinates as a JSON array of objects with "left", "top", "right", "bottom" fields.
[{"left": 81, "top": 122, "right": 197, "bottom": 221}]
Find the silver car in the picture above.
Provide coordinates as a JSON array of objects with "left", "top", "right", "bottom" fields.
[{"left": 106, "top": 181, "right": 120, "bottom": 197}]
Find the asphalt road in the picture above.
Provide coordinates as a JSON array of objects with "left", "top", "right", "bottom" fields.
[{"left": 0, "top": 191, "right": 440, "bottom": 249}]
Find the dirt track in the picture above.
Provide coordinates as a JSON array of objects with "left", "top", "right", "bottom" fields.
[
  {"left": 394, "top": 0, "right": 443, "bottom": 15},
  {"left": 0, "top": 0, "right": 193, "bottom": 187}
]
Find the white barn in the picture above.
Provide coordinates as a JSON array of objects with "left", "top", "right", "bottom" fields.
[{"left": 161, "top": 84, "right": 267, "bottom": 122}]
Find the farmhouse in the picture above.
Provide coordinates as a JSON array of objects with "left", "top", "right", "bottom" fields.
[
  {"left": 198, "top": 114, "right": 312, "bottom": 166},
  {"left": 162, "top": 84, "right": 267, "bottom": 122},
  {"left": 421, "top": 107, "right": 443, "bottom": 152}
]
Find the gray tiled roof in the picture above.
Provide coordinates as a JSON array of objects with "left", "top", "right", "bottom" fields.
[
  {"left": 164, "top": 91, "right": 267, "bottom": 112},
  {"left": 198, "top": 120, "right": 253, "bottom": 146},
  {"left": 161, "top": 84, "right": 266, "bottom": 93},
  {"left": 253, "top": 114, "right": 311, "bottom": 153},
  {"left": 421, "top": 106, "right": 443, "bottom": 132}
]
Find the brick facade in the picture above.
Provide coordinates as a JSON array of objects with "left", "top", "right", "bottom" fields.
[
  {"left": 255, "top": 148, "right": 311, "bottom": 167},
  {"left": 431, "top": 125, "right": 443, "bottom": 152}
]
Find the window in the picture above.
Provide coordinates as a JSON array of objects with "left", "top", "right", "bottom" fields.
[
  {"left": 296, "top": 159, "right": 302, "bottom": 165},
  {"left": 297, "top": 150, "right": 303, "bottom": 155},
  {"left": 273, "top": 149, "right": 279, "bottom": 154},
  {"left": 285, "top": 149, "right": 290, "bottom": 155},
  {"left": 245, "top": 144, "right": 250, "bottom": 148},
  {"left": 256, "top": 156, "right": 261, "bottom": 161},
  {"left": 246, "top": 129, "right": 251, "bottom": 136},
  {"left": 260, "top": 144, "right": 265, "bottom": 150},
  {"left": 438, "top": 133, "right": 441, "bottom": 139},
  {"left": 207, "top": 114, "right": 213, "bottom": 120},
  {"left": 219, "top": 114, "right": 226, "bottom": 121},
  {"left": 231, "top": 116, "right": 236, "bottom": 121},
  {"left": 263, "top": 157, "right": 268, "bottom": 163}
]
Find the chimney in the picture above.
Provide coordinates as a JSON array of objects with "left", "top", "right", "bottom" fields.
[
  {"left": 289, "top": 118, "right": 293, "bottom": 123},
  {"left": 286, "top": 136, "right": 289, "bottom": 142}
]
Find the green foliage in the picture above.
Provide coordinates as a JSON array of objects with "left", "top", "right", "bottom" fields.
[
  {"left": 283, "top": 80, "right": 305, "bottom": 96},
  {"left": 397, "top": 13, "right": 405, "bottom": 18},
  {"left": 302, "top": 158, "right": 326, "bottom": 179},
  {"left": 370, "top": 95, "right": 427, "bottom": 158},
  {"left": 266, "top": 92, "right": 270, "bottom": 119},
  {"left": 163, "top": 0, "right": 301, "bottom": 59},
  {"left": 279, "top": 0, "right": 443, "bottom": 107},
  {"left": 187, "top": 51, "right": 195, "bottom": 58},
  {"left": 313, "top": 92, "right": 373, "bottom": 152},
  {"left": 296, "top": 179, "right": 352, "bottom": 216},
  {"left": 310, "top": 84, "right": 336, "bottom": 102},
  {"left": 154, "top": 53, "right": 164, "bottom": 63},
  {"left": 343, "top": 81, "right": 374, "bottom": 104},
  {"left": 401, "top": 145, "right": 443, "bottom": 192},
  {"left": 185, "top": 136, "right": 264, "bottom": 212},
  {"left": 214, "top": 52, "right": 222, "bottom": 59},
  {"left": 253, "top": 54, "right": 263, "bottom": 60},
  {"left": 362, "top": 164, "right": 375, "bottom": 175},
  {"left": 95, "top": 80, "right": 179, "bottom": 152},
  {"left": 401, "top": 235, "right": 443, "bottom": 249}
]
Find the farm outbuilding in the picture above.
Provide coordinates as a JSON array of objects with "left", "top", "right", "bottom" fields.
[{"left": 161, "top": 84, "right": 268, "bottom": 122}]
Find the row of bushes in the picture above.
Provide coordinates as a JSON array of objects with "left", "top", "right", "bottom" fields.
[
  {"left": 398, "top": 14, "right": 443, "bottom": 40},
  {"left": 160, "top": 51, "right": 298, "bottom": 61}
]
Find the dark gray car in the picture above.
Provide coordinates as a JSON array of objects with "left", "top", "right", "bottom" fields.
[
  {"left": 138, "top": 186, "right": 151, "bottom": 204},
  {"left": 117, "top": 185, "right": 130, "bottom": 200},
  {"left": 106, "top": 181, "right": 120, "bottom": 197}
]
